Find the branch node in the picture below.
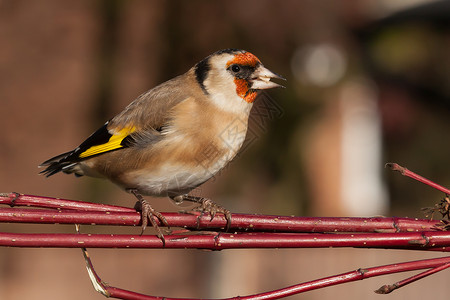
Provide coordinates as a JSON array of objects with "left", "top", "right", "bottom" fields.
[
  {"left": 385, "top": 162, "right": 404, "bottom": 174},
  {"left": 374, "top": 283, "right": 398, "bottom": 294},
  {"left": 357, "top": 268, "right": 368, "bottom": 276},
  {"left": 3, "top": 192, "right": 21, "bottom": 207},
  {"left": 408, "top": 239, "right": 427, "bottom": 246},
  {"left": 392, "top": 218, "right": 401, "bottom": 233}
]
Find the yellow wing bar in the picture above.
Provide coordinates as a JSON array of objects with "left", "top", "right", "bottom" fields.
[{"left": 79, "top": 126, "right": 136, "bottom": 158}]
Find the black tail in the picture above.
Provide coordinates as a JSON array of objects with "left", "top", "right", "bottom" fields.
[{"left": 39, "top": 151, "right": 78, "bottom": 177}]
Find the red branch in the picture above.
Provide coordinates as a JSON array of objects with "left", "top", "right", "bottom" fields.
[
  {"left": 0, "top": 193, "right": 442, "bottom": 233},
  {"left": 84, "top": 255, "right": 450, "bottom": 300},
  {"left": 375, "top": 261, "right": 450, "bottom": 294},
  {"left": 0, "top": 231, "right": 449, "bottom": 251},
  {"left": 0, "top": 192, "right": 134, "bottom": 212},
  {"left": 0, "top": 207, "right": 442, "bottom": 233},
  {"left": 386, "top": 163, "right": 450, "bottom": 195}
]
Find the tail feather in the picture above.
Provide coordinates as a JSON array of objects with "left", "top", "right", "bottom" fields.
[
  {"left": 40, "top": 151, "right": 73, "bottom": 166},
  {"left": 39, "top": 151, "right": 79, "bottom": 177}
]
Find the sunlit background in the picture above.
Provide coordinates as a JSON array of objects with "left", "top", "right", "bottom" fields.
[{"left": 1, "top": 0, "right": 449, "bottom": 299}]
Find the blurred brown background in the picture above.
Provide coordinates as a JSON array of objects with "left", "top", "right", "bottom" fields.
[{"left": 1, "top": 0, "right": 450, "bottom": 299}]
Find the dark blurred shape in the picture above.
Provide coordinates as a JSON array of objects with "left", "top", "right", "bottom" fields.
[{"left": 358, "top": 0, "right": 450, "bottom": 109}]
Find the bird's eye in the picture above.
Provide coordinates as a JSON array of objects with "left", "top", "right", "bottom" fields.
[{"left": 231, "top": 64, "right": 241, "bottom": 73}]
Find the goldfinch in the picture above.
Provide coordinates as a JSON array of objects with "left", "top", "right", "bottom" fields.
[{"left": 40, "top": 49, "right": 284, "bottom": 242}]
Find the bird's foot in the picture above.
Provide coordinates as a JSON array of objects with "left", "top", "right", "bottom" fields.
[
  {"left": 172, "top": 195, "right": 231, "bottom": 231},
  {"left": 129, "top": 189, "right": 169, "bottom": 246}
]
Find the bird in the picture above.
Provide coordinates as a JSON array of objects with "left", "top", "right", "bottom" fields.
[{"left": 39, "top": 49, "right": 284, "bottom": 243}]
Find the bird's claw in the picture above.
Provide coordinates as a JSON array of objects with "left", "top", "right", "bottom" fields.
[
  {"left": 194, "top": 198, "right": 232, "bottom": 231},
  {"left": 139, "top": 200, "right": 169, "bottom": 245},
  {"left": 130, "top": 190, "right": 169, "bottom": 246}
]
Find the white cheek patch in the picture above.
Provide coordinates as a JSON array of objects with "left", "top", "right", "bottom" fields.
[{"left": 204, "top": 72, "right": 252, "bottom": 115}]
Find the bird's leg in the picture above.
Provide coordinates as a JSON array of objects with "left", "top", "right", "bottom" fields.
[
  {"left": 128, "top": 189, "right": 169, "bottom": 245},
  {"left": 172, "top": 195, "right": 232, "bottom": 231}
]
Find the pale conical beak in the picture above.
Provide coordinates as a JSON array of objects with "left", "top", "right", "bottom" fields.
[{"left": 250, "top": 66, "right": 286, "bottom": 90}]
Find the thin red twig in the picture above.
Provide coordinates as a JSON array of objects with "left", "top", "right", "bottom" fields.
[
  {"left": 0, "top": 193, "right": 442, "bottom": 233},
  {"left": 0, "top": 231, "right": 449, "bottom": 251},
  {"left": 386, "top": 163, "right": 450, "bottom": 195},
  {"left": 0, "top": 192, "right": 135, "bottom": 212},
  {"left": 374, "top": 261, "right": 450, "bottom": 294},
  {"left": 83, "top": 255, "right": 450, "bottom": 300}
]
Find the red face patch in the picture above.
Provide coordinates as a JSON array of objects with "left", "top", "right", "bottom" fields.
[
  {"left": 228, "top": 51, "right": 260, "bottom": 103},
  {"left": 226, "top": 51, "right": 261, "bottom": 68},
  {"left": 234, "top": 78, "right": 257, "bottom": 103}
]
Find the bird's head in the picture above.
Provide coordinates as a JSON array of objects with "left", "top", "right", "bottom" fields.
[{"left": 194, "top": 49, "right": 285, "bottom": 105}]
